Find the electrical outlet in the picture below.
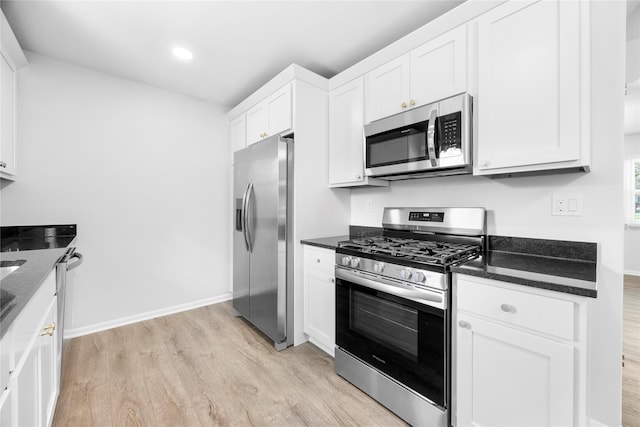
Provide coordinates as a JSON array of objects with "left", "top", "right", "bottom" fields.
[
  {"left": 365, "top": 199, "right": 373, "bottom": 213},
  {"left": 552, "top": 193, "right": 583, "bottom": 216}
]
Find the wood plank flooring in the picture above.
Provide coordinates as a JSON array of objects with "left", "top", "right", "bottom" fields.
[
  {"left": 623, "top": 274, "right": 640, "bottom": 427},
  {"left": 53, "top": 276, "right": 640, "bottom": 427},
  {"left": 52, "top": 302, "right": 407, "bottom": 427}
]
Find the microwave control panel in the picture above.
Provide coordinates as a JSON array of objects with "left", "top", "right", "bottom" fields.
[{"left": 438, "top": 111, "right": 462, "bottom": 157}]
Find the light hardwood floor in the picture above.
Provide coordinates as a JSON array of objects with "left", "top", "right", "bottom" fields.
[
  {"left": 623, "top": 274, "right": 640, "bottom": 427},
  {"left": 53, "top": 277, "right": 640, "bottom": 427},
  {"left": 52, "top": 301, "right": 407, "bottom": 427}
]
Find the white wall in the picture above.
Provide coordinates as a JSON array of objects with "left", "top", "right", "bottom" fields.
[
  {"left": 0, "top": 52, "right": 231, "bottom": 335},
  {"left": 351, "top": 3, "right": 625, "bottom": 426}
]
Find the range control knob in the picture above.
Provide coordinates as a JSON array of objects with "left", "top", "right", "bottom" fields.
[
  {"left": 399, "top": 269, "right": 412, "bottom": 280},
  {"left": 413, "top": 271, "right": 426, "bottom": 283},
  {"left": 341, "top": 256, "right": 351, "bottom": 267},
  {"left": 373, "top": 262, "right": 385, "bottom": 273},
  {"left": 350, "top": 257, "right": 361, "bottom": 268}
]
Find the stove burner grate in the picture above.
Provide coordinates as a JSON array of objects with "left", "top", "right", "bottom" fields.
[{"left": 340, "top": 236, "right": 480, "bottom": 266}]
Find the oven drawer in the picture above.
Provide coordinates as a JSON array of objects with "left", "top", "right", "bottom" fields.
[{"left": 456, "top": 276, "right": 575, "bottom": 341}]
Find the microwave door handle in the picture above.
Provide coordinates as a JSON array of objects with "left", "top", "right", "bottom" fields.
[{"left": 427, "top": 108, "right": 438, "bottom": 168}]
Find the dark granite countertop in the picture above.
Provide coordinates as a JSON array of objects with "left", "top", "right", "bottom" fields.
[
  {"left": 1, "top": 225, "right": 77, "bottom": 339},
  {"left": 452, "top": 235, "right": 597, "bottom": 298},
  {"left": 300, "top": 235, "right": 350, "bottom": 250},
  {"left": 300, "top": 226, "right": 383, "bottom": 250}
]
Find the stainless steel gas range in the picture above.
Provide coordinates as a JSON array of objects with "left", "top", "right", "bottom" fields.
[{"left": 335, "top": 207, "right": 486, "bottom": 427}]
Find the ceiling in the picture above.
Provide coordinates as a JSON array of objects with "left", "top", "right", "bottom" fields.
[{"left": 1, "top": 0, "right": 464, "bottom": 109}]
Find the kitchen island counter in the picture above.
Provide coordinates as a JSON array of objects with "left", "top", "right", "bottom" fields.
[{"left": 452, "top": 235, "right": 597, "bottom": 298}]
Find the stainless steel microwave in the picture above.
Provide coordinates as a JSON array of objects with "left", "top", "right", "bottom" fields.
[{"left": 364, "top": 93, "right": 472, "bottom": 180}]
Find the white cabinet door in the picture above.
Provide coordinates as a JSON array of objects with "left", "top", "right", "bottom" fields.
[
  {"left": 230, "top": 114, "right": 246, "bottom": 154},
  {"left": 266, "top": 83, "right": 292, "bottom": 138},
  {"left": 303, "top": 246, "right": 336, "bottom": 356},
  {"left": 475, "top": 0, "right": 584, "bottom": 173},
  {"left": 0, "top": 53, "right": 16, "bottom": 178},
  {"left": 329, "top": 79, "right": 365, "bottom": 185},
  {"left": 365, "top": 55, "right": 410, "bottom": 123},
  {"left": 329, "top": 79, "right": 389, "bottom": 188},
  {"left": 410, "top": 25, "right": 467, "bottom": 107},
  {"left": 456, "top": 313, "right": 575, "bottom": 427},
  {"left": 40, "top": 302, "right": 58, "bottom": 427},
  {"left": 0, "top": 328, "right": 12, "bottom": 392},
  {"left": 0, "top": 386, "right": 12, "bottom": 427},
  {"left": 245, "top": 84, "right": 293, "bottom": 146},
  {"left": 246, "top": 102, "right": 268, "bottom": 146}
]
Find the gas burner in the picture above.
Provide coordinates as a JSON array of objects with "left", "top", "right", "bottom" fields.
[{"left": 339, "top": 236, "right": 481, "bottom": 267}]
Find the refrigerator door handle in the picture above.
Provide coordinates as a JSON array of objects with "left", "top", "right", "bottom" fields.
[
  {"left": 241, "top": 182, "right": 251, "bottom": 251},
  {"left": 245, "top": 181, "right": 255, "bottom": 252}
]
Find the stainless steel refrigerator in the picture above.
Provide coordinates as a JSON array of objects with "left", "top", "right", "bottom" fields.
[{"left": 233, "top": 135, "right": 293, "bottom": 350}]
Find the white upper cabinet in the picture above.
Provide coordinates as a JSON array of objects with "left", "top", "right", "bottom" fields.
[
  {"left": 365, "top": 55, "right": 410, "bottom": 123},
  {"left": 475, "top": 0, "right": 588, "bottom": 175},
  {"left": 0, "top": 11, "right": 27, "bottom": 181},
  {"left": 246, "top": 83, "right": 292, "bottom": 145},
  {"left": 329, "top": 78, "right": 388, "bottom": 188},
  {"left": 0, "top": 53, "right": 16, "bottom": 178},
  {"left": 230, "top": 114, "right": 246, "bottom": 154},
  {"left": 365, "top": 25, "right": 467, "bottom": 123},
  {"left": 410, "top": 25, "right": 467, "bottom": 109}
]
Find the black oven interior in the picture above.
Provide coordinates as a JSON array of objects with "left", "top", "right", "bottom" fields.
[{"left": 336, "top": 277, "right": 448, "bottom": 408}]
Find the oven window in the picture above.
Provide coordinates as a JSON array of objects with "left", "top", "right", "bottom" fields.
[
  {"left": 352, "top": 290, "right": 418, "bottom": 359},
  {"left": 336, "top": 278, "right": 447, "bottom": 407},
  {"left": 366, "top": 124, "right": 427, "bottom": 168}
]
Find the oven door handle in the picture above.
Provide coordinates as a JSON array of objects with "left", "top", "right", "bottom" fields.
[{"left": 336, "top": 267, "right": 445, "bottom": 310}]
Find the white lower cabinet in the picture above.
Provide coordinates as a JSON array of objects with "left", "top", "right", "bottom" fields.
[
  {"left": 0, "top": 270, "right": 59, "bottom": 427},
  {"left": 303, "top": 245, "right": 336, "bottom": 356},
  {"left": 453, "top": 274, "right": 588, "bottom": 427}
]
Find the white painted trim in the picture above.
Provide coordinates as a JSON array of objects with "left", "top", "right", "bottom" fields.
[
  {"left": 63, "top": 293, "right": 232, "bottom": 338},
  {"left": 226, "top": 64, "right": 328, "bottom": 120},
  {"left": 1, "top": 10, "right": 27, "bottom": 69},
  {"left": 624, "top": 270, "right": 640, "bottom": 277},
  {"left": 588, "top": 417, "right": 618, "bottom": 427}
]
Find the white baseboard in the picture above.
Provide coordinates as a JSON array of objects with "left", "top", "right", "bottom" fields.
[
  {"left": 588, "top": 417, "right": 619, "bottom": 427},
  {"left": 624, "top": 269, "right": 640, "bottom": 277},
  {"left": 64, "top": 293, "right": 233, "bottom": 338}
]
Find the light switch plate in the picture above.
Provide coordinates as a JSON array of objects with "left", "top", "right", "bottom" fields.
[{"left": 552, "top": 193, "right": 583, "bottom": 216}]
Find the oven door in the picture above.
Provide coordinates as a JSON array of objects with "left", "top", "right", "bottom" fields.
[{"left": 335, "top": 267, "right": 448, "bottom": 408}]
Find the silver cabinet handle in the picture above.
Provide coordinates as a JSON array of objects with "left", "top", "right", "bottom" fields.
[
  {"left": 458, "top": 320, "right": 471, "bottom": 329},
  {"left": 0, "top": 161, "right": 6, "bottom": 168},
  {"left": 501, "top": 304, "right": 514, "bottom": 313}
]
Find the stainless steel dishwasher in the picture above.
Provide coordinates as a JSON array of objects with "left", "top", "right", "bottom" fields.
[{"left": 55, "top": 247, "right": 82, "bottom": 379}]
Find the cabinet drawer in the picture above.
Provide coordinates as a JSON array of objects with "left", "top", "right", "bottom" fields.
[
  {"left": 457, "top": 277, "right": 575, "bottom": 341},
  {"left": 304, "top": 246, "right": 335, "bottom": 273}
]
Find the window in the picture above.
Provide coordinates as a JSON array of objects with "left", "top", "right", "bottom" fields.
[{"left": 626, "top": 157, "right": 640, "bottom": 224}]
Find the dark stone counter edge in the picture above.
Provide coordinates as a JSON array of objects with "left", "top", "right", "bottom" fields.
[
  {"left": 300, "top": 235, "right": 350, "bottom": 250},
  {"left": 452, "top": 265, "right": 598, "bottom": 298}
]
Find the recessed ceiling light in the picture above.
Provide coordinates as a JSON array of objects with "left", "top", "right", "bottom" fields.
[{"left": 172, "top": 47, "right": 193, "bottom": 61}]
